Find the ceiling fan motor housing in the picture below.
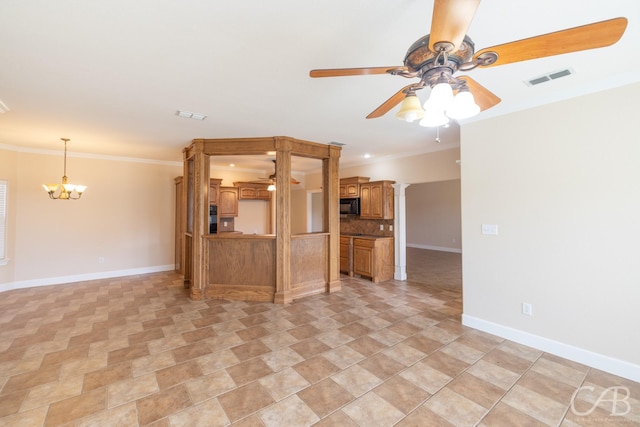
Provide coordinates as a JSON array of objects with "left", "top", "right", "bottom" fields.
[{"left": 403, "top": 35, "right": 475, "bottom": 74}]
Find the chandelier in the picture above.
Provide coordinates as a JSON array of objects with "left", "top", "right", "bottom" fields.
[{"left": 42, "top": 138, "right": 87, "bottom": 200}]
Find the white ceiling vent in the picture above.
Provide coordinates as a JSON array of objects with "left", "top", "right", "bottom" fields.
[
  {"left": 524, "top": 68, "right": 575, "bottom": 86},
  {"left": 329, "top": 141, "right": 346, "bottom": 146}
]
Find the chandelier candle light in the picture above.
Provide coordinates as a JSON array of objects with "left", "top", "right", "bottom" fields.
[{"left": 42, "top": 138, "right": 87, "bottom": 200}]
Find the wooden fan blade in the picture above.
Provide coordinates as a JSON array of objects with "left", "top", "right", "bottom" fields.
[
  {"left": 457, "top": 76, "right": 501, "bottom": 111},
  {"left": 366, "top": 84, "right": 417, "bottom": 119},
  {"left": 429, "top": 0, "right": 481, "bottom": 52},
  {"left": 474, "top": 17, "right": 628, "bottom": 68},
  {"left": 310, "top": 66, "right": 406, "bottom": 78}
]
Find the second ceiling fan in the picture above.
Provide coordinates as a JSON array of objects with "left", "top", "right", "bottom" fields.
[{"left": 310, "top": 0, "right": 627, "bottom": 127}]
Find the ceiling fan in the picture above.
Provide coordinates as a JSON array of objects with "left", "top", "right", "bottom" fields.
[
  {"left": 253, "top": 160, "right": 301, "bottom": 186},
  {"left": 310, "top": 0, "right": 627, "bottom": 126}
]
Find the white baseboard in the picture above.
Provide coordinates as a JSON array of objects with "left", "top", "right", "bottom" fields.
[
  {"left": 462, "top": 314, "right": 640, "bottom": 383},
  {"left": 0, "top": 265, "right": 176, "bottom": 293},
  {"left": 407, "top": 243, "right": 462, "bottom": 253}
]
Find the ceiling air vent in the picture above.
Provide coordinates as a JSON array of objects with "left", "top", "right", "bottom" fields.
[
  {"left": 524, "top": 68, "right": 575, "bottom": 86},
  {"left": 329, "top": 141, "right": 346, "bottom": 146}
]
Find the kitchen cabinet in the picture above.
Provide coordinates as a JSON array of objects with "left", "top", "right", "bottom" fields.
[
  {"left": 219, "top": 186, "right": 239, "bottom": 217},
  {"left": 234, "top": 182, "right": 272, "bottom": 200},
  {"left": 339, "top": 176, "right": 369, "bottom": 198},
  {"left": 340, "top": 236, "right": 353, "bottom": 276},
  {"left": 359, "top": 180, "right": 394, "bottom": 220},
  {"left": 209, "top": 178, "right": 222, "bottom": 205},
  {"left": 353, "top": 237, "right": 394, "bottom": 283}
]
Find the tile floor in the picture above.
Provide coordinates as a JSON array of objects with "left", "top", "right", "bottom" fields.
[{"left": 0, "top": 249, "right": 638, "bottom": 426}]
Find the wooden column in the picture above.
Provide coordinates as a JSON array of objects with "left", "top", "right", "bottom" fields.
[
  {"left": 324, "top": 145, "right": 342, "bottom": 292},
  {"left": 273, "top": 137, "right": 293, "bottom": 304},
  {"left": 190, "top": 141, "right": 209, "bottom": 300}
]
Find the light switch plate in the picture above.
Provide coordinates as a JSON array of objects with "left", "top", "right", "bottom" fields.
[{"left": 481, "top": 224, "right": 498, "bottom": 235}]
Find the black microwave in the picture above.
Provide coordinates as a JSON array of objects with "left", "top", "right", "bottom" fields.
[{"left": 340, "top": 198, "right": 360, "bottom": 215}]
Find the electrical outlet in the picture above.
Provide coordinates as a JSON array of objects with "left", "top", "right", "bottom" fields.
[
  {"left": 522, "top": 303, "right": 533, "bottom": 316},
  {"left": 389, "top": 225, "right": 393, "bottom": 231},
  {"left": 380, "top": 224, "right": 384, "bottom": 231}
]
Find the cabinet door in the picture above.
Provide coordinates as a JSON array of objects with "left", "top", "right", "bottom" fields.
[
  {"left": 256, "top": 188, "right": 272, "bottom": 199},
  {"left": 353, "top": 239, "right": 375, "bottom": 277},
  {"left": 238, "top": 187, "right": 256, "bottom": 199},
  {"left": 210, "top": 182, "right": 219, "bottom": 205},
  {"left": 339, "top": 185, "right": 347, "bottom": 198},
  {"left": 219, "top": 187, "right": 239, "bottom": 217},
  {"left": 369, "top": 182, "right": 383, "bottom": 219},
  {"left": 360, "top": 184, "right": 372, "bottom": 218}
]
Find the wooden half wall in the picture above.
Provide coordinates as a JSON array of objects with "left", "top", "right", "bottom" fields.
[{"left": 181, "top": 136, "right": 341, "bottom": 304}]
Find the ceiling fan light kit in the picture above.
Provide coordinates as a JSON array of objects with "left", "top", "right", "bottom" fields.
[{"left": 310, "top": 0, "right": 627, "bottom": 127}]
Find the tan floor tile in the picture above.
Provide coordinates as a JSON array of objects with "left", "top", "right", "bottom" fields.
[
  {"left": 290, "top": 338, "right": 331, "bottom": 359},
  {"left": 169, "top": 397, "right": 230, "bottom": 427},
  {"left": 259, "top": 394, "right": 319, "bottom": 427},
  {"left": 332, "top": 364, "right": 383, "bottom": 397},
  {"left": 206, "top": 332, "right": 243, "bottom": 351},
  {"left": 107, "top": 343, "right": 149, "bottom": 366},
  {"left": 502, "top": 384, "right": 569, "bottom": 425},
  {"left": 218, "top": 382, "right": 274, "bottom": 422},
  {"left": 21, "top": 374, "right": 84, "bottom": 411},
  {"left": 108, "top": 372, "right": 159, "bottom": 408},
  {"left": 83, "top": 361, "right": 132, "bottom": 392},
  {"left": 395, "top": 405, "right": 455, "bottom": 427},
  {"left": 181, "top": 326, "right": 217, "bottom": 343},
  {"left": 400, "top": 361, "right": 452, "bottom": 394},
  {"left": 77, "top": 401, "right": 139, "bottom": 427},
  {"left": 517, "top": 369, "right": 580, "bottom": 406},
  {"left": 531, "top": 357, "right": 588, "bottom": 388},
  {"left": 342, "top": 391, "right": 405, "bottom": 427},
  {"left": 346, "top": 335, "right": 387, "bottom": 357},
  {"left": 259, "top": 367, "right": 310, "bottom": 401},
  {"left": 236, "top": 325, "right": 270, "bottom": 342},
  {"left": 439, "top": 340, "right": 486, "bottom": 364},
  {"left": 131, "top": 350, "right": 176, "bottom": 377},
  {"left": 297, "top": 378, "right": 353, "bottom": 418},
  {"left": 185, "top": 368, "right": 236, "bottom": 403},
  {"left": 43, "top": 387, "right": 106, "bottom": 427},
  {"left": 0, "top": 405, "right": 48, "bottom": 427},
  {"left": 482, "top": 348, "right": 534, "bottom": 375},
  {"left": 358, "top": 352, "right": 406, "bottom": 380},
  {"left": 322, "top": 345, "right": 366, "bottom": 369},
  {"left": 226, "top": 358, "right": 274, "bottom": 386},
  {"left": 402, "top": 332, "right": 444, "bottom": 355},
  {"left": 479, "top": 401, "right": 549, "bottom": 427},
  {"left": 172, "top": 341, "right": 212, "bottom": 363},
  {"left": 312, "top": 409, "right": 359, "bottom": 427},
  {"left": 497, "top": 340, "right": 544, "bottom": 362},
  {"left": 466, "top": 359, "right": 521, "bottom": 390},
  {"left": 260, "top": 331, "right": 298, "bottom": 351},
  {"left": 425, "top": 387, "right": 488, "bottom": 427},
  {"left": 231, "top": 340, "right": 272, "bottom": 361},
  {"left": 382, "top": 342, "right": 426, "bottom": 366},
  {"left": 447, "top": 372, "right": 505, "bottom": 409},
  {"left": 373, "top": 375, "right": 431, "bottom": 414},
  {"left": 136, "top": 384, "right": 193, "bottom": 425},
  {"left": 293, "top": 355, "right": 341, "bottom": 384},
  {"left": 147, "top": 334, "right": 188, "bottom": 354},
  {"left": 155, "top": 359, "right": 203, "bottom": 390},
  {"left": 0, "top": 389, "right": 27, "bottom": 417},
  {"left": 288, "top": 324, "right": 321, "bottom": 341},
  {"left": 196, "top": 348, "right": 241, "bottom": 374},
  {"left": 422, "top": 350, "right": 470, "bottom": 378},
  {"left": 2, "top": 364, "right": 61, "bottom": 395}
]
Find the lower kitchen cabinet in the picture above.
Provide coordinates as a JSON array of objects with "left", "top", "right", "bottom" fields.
[{"left": 352, "top": 237, "right": 394, "bottom": 283}]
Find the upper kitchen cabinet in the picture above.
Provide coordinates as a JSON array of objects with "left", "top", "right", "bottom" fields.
[
  {"left": 219, "top": 186, "right": 239, "bottom": 217},
  {"left": 339, "top": 176, "right": 369, "bottom": 198},
  {"left": 234, "top": 182, "right": 272, "bottom": 200},
  {"left": 360, "top": 180, "right": 395, "bottom": 220},
  {"left": 209, "top": 178, "right": 222, "bottom": 205}
]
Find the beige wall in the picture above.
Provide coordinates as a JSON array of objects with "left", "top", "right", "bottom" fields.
[
  {"left": 0, "top": 148, "right": 18, "bottom": 284},
  {"left": 0, "top": 148, "right": 183, "bottom": 290},
  {"left": 461, "top": 83, "right": 640, "bottom": 378},
  {"left": 406, "top": 180, "right": 461, "bottom": 252}
]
